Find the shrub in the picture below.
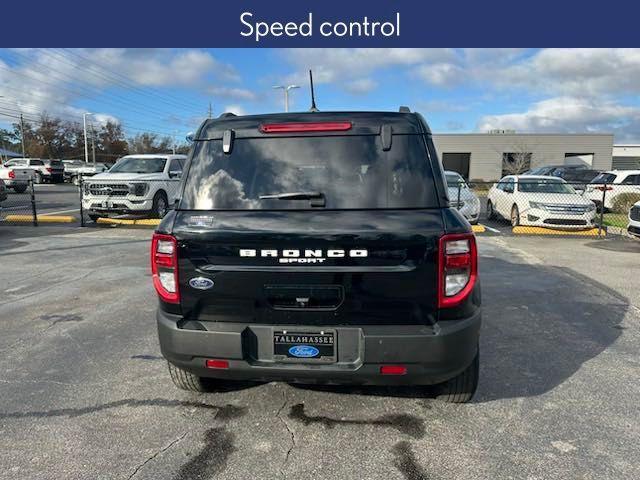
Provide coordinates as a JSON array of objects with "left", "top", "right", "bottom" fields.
[{"left": 611, "top": 192, "right": 640, "bottom": 213}]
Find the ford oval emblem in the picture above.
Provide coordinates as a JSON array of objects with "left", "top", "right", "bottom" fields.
[
  {"left": 189, "top": 277, "right": 214, "bottom": 290},
  {"left": 288, "top": 345, "right": 319, "bottom": 358}
]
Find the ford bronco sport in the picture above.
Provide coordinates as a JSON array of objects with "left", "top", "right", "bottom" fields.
[{"left": 152, "top": 110, "right": 481, "bottom": 402}]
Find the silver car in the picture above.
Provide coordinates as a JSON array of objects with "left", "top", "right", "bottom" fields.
[{"left": 445, "top": 171, "right": 481, "bottom": 225}]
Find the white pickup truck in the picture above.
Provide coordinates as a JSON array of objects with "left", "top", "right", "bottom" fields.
[
  {"left": 0, "top": 164, "right": 32, "bottom": 193},
  {"left": 81, "top": 154, "right": 186, "bottom": 221}
]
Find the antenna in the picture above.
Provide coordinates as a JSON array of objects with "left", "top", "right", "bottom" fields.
[{"left": 309, "top": 70, "right": 319, "bottom": 112}]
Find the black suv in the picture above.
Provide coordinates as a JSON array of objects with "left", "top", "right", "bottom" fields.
[{"left": 152, "top": 110, "right": 481, "bottom": 402}]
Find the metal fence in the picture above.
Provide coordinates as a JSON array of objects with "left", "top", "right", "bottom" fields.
[
  {"left": 452, "top": 179, "right": 640, "bottom": 236},
  {"left": 0, "top": 179, "right": 39, "bottom": 226},
  {"left": 78, "top": 177, "right": 183, "bottom": 226}
]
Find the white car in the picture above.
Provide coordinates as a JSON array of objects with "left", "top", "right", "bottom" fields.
[
  {"left": 584, "top": 170, "right": 640, "bottom": 211},
  {"left": 0, "top": 164, "right": 32, "bottom": 192},
  {"left": 63, "top": 160, "right": 109, "bottom": 185},
  {"left": 81, "top": 154, "right": 186, "bottom": 221},
  {"left": 487, "top": 175, "right": 597, "bottom": 229},
  {"left": 3, "top": 158, "right": 63, "bottom": 183},
  {"left": 629, "top": 201, "right": 640, "bottom": 238},
  {"left": 445, "top": 171, "right": 481, "bottom": 224}
]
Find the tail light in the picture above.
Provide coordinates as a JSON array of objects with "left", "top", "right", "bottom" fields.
[
  {"left": 46, "top": 167, "right": 53, "bottom": 173},
  {"left": 151, "top": 233, "right": 179, "bottom": 304},
  {"left": 595, "top": 185, "right": 613, "bottom": 191},
  {"left": 260, "top": 122, "right": 352, "bottom": 133},
  {"left": 8, "top": 170, "right": 15, "bottom": 179},
  {"left": 438, "top": 233, "right": 478, "bottom": 308}
]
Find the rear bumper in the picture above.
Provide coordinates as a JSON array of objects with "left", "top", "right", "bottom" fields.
[{"left": 157, "top": 309, "right": 481, "bottom": 385}]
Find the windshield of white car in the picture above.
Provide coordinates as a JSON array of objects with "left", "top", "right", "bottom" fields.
[
  {"left": 109, "top": 157, "right": 166, "bottom": 174},
  {"left": 445, "top": 173, "right": 467, "bottom": 187},
  {"left": 518, "top": 179, "right": 576, "bottom": 194}
]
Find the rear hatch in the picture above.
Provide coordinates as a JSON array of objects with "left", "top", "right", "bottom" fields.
[
  {"left": 7, "top": 168, "right": 32, "bottom": 181},
  {"left": 173, "top": 116, "right": 445, "bottom": 326}
]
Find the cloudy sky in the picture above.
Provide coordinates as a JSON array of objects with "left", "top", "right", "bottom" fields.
[{"left": 1, "top": 48, "right": 639, "bottom": 142}]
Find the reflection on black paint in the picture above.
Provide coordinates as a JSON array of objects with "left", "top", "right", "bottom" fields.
[{"left": 182, "top": 135, "right": 438, "bottom": 210}]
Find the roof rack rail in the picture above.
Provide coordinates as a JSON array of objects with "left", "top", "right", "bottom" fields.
[
  {"left": 399, "top": 106, "right": 411, "bottom": 113},
  {"left": 219, "top": 112, "right": 236, "bottom": 118}
]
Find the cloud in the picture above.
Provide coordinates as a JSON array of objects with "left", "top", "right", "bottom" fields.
[
  {"left": 344, "top": 78, "right": 377, "bottom": 95},
  {"left": 414, "top": 63, "right": 464, "bottom": 87},
  {"left": 223, "top": 104, "right": 247, "bottom": 116},
  {"left": 0, "top": 49, "right": 237, "bottom": 134},
  {"left": 477, "top": 97, "right": 640, "bottom": 137},
  {"left": 445, "top": 120, "right": 465, "bottom": 131},
  {"left": 207, "top": 86, "right": 257, "bottom": 101},
  {"left": 281, "top": 48, "right": 456, "bottom": 91}
]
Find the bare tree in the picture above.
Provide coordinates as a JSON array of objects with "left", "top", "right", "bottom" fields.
[{"left": 492, "top": 139, "right": 537, "bottom": 176}]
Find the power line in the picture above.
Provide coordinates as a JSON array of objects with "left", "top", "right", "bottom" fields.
[{"left": 57, "top": 48, "right": 206, "bottom": 112}]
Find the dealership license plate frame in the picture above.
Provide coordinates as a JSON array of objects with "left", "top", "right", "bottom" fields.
[{"left": 273, "top": 329, "right": 337, "bottom": 363}]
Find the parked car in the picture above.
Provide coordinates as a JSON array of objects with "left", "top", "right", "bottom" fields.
[
  {"left": 82, "top": 154, "right": 186, "bottom": 221},
  {"left": 628, "top": 201, "right": 640, "bottom": 238},
  {"left": 445, "top": 170, "right": 481, "bottom": 224},
  {"left": 0, "top": 163, "right": 31, "bottom": 192},
  {"left": 63, "top": 160, "right": 109, "bottom": 185},
  {"left": 153, "top": 110, "right": 481, "bottom": 403},
  {"left": 3, "top": 158, "right": 63, "bottom": 183},
  {"left": 487, "top": 175, "right": 597, "bottom": 228},
  {"left": 525, "top": 164, "right": 589, "bottom": 176},
  {"left": 584, "top": 170, "right": 640, "bottom": 212},
  {"left": 0, "top": 178, "right": 7, "bottom": 204}
]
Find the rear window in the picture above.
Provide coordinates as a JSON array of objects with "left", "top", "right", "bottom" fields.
[
  {"left": 591, "top": 173, "right": 617, "bottom": 184},
  {"left": 181, "top": 135, "right": 438, "bottom": 210},
  {"left": 49, "top": 160, "right": 63, "bottom": 168}
]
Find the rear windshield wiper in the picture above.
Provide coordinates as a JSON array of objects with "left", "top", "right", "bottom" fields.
[{"left": 259, "top": 191, "right": 325, "bottom": 207}]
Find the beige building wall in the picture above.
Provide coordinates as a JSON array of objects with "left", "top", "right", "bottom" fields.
[{"left": 432, "top": 133, "right": 614, "bottom": 181}]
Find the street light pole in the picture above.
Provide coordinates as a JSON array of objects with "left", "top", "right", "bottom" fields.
[
  {"left": 83, "top": 113, "right": 92, "bottom": 163},
  {"left": 273, "top": 85, "right": 300, "bottom": 112}
]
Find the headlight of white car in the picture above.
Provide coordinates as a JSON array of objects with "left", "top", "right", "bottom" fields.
[
  {"left": 529, "top": 201, "right": 548, "bottom": 210},
  {"left": 129, "top": 183, "right": 149, "bottom": 196}
]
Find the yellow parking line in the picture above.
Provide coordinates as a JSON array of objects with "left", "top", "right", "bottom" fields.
[
  {"left": 471, "top": 224, "right": 486, "bottom": 233},
  {"left": 95, "top": 217, "right": 160, "bottom": 227},
  {"left": 512, "top": 226, "right": 604, "bottom": 236},
  {"left": 4, "top": 214, "right": 76, "bottom": 223}
]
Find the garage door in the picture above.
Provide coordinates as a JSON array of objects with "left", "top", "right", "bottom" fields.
[{"left": 442, "top": 153, "right": 471, "bottom": 179}]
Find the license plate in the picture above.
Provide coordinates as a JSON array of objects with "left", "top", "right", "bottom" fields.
[{"left": 273, "top": 330, "right": 335, "bottom": 362}]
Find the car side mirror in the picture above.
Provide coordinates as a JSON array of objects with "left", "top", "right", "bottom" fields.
[{"left": 169, "top": 170, "right": 182, "bottom": 179}]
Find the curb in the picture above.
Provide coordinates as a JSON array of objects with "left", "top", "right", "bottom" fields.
[
  {"left": 96, "top": 217, "right": 160, "bottom": 227},
  {"left": 4, "top": 214, "right": 76, "bottom": 223},
  {"left": 512, "top": 226, "right": 604, "bottom": 237},
  {"left": 471, "top": 225, "right": 486, "bottom": 233}
]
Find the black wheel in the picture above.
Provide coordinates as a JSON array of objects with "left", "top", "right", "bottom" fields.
[
  {"left": 34, "top": 172, "right": 43, "bottom": 184},
  {"left": 167, "top": 362, "right": 214, "bottom": 392},
  {"left": 88, "top": 213, "right": 101, "bottom": 222},
  {"left": 436, "top": 349, "right": 479, "bottom": 403},
  {"left": 152, "top": 191, "right": 169, "bottom": 219},
  {"left": 72, "top": 176, "right": 80, "bottom": 186},
  {"left": 510, "top": 204, "right": 520, "bottom": 227},
  {"left": 486, "top": 200, "right": 496, "bottom": 220},
  {"left": 12, "top": 185, "right": 27, "bottom": 194}
]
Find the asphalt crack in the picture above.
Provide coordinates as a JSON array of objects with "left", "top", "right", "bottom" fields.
[
  {"left": 277, "top": 388, "right": 296, "bottom": 480},
  {"left": 128, "top": 432, "right": 187, "bottom": 479}
]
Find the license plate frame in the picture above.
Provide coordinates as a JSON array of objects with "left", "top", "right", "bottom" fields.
[{"left": 273, "top": 329, "right": 336, "bottom": 363}]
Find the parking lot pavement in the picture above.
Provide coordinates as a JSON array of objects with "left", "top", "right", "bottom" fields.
[{"left": 1, "top": 227, "right": 639, "bottom": 480}]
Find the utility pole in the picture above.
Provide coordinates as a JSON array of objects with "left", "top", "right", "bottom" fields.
[
  {"left": 20, "top": 114, "right": 26, "bottom": 158},
  {"left": 91, "top": 124, "right": 96, "bottom": 165},
  {"left": 208, "top": 102, "right": 213, "bottom": 119},
  {"left": 172, "top": 130, "right": 177, "bottom": 154},
  {"left": 83, "top": 112, "right": 92, "bottom": 163}
]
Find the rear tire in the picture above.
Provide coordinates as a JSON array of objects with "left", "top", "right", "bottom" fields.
[
  {"left": 436, "top": 349, "right": 479, "bottom": 403},
  {"left": 168, "top": 362, "right": 214, "bottom": 392},
  {"left": 486, "top": 200, "right": 496, "bottom": 220},
  {"left": 88, "top": 213, "right": 101, "bottom": 222}
]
